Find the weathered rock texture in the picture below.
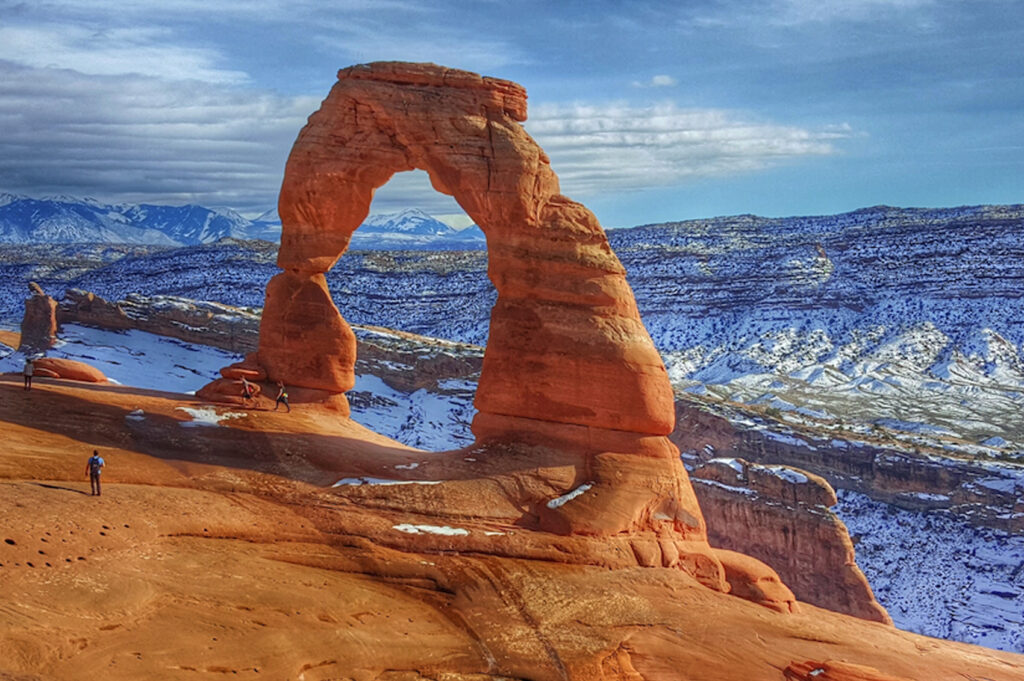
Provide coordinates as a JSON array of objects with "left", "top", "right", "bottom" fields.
[
  {"left": 17, "top": 282, "right": 57, "bottom": 354},
  {"left": 674, "top": 399, "right": 1024, "bottom": 533},
  {"left": 62, "top": 286, "right": 888, "bottom": 622},
  {"left": 2, "top": 378, "right": 1022, "bottom": 681},
  {"left": 692, "top": 458, "right": 891, "bottom": 624},
  {"left": 264, "top": 61, "right": 673, "bottom": 440}
]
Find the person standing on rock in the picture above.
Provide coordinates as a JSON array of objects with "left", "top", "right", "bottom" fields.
[
  {"left": 22, "top": 358, "right": 34, "bottom": 390},
  {"left": 85, "top": 450, "right": 104, "bottom": 496},
  {"left": 273, "top": 381, "right": 291, "bottom": 413},
  {"left": 240, "top": 376, "right": 256, "bottom": 407}
]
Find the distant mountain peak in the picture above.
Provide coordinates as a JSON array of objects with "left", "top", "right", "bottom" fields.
[
  {"left": 359, "top": 209, "right": 456, "bottom": 236},
  {"left": 0, "top": 193, "right": 487, "bottom": 249}
]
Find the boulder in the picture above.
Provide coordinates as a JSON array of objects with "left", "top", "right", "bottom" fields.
[
  {"left": 713, "top": 548, "right": 799, "bottom": 614},
  {"left": 31, "top": 358, "right": 106, "bottom": 383}
]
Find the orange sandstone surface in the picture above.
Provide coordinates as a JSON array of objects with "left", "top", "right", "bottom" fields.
[{"left": 2, "top": 376, "right": 1023, "bottom": 681}]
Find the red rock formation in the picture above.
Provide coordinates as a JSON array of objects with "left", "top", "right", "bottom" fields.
[
  {"left": 693, "top": 458, "right": 891, "bottom": 624},
  {"left": 197, "top": 62, "right": 710, "bottom": 555},
  {"left": 257, "top": 271, "right": 356, "bottom": 393},
  {"left": 714, "top": 547, "right": 799, "bottom": 613},
  {"left": 674, "top": 397, "right": 1023, "bottom": 533},
  {"left": 31, "top": 357, "right": 106, "bottom": 383},
  {"left": 17, "top": 282, "right": 57, "bottom": 355},
  {"left": 195, "top": 62, "right": 893, "bottom": 617},
  {"left": 264, "top": 61, "right": 673, "bottom": 440}
]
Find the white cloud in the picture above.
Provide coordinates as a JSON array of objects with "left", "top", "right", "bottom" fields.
[
  {"left": 0, "top": 61, "right": 313, "bottom": 212},
  {"left": 771, "top": 0, "right": 934, "bottom": 24},
  {"left": 632, "top": 74, "right": 678, "bottom": 88},
  {"left": 0, "top": 24, "right": 247, "bottom": 82},
  {"left": 0, "top": 60, "right": 469, "bottom": 215},
  {"left": 311, "top": 16, "right": 524, "bottom": 71},
  {"left": 0, "top": 57, "right": 852, "bottom": 215},
  {"left": 525, "top": 102, "right": 852, "bottom": 195},
  {"left": 688, "top": 0, "right": 936, "bottom": 27}
]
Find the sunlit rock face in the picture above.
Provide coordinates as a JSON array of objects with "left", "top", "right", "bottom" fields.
[
  {"left": 266, "top": 61, "right": 674, "bottom": 440},
  {"left": 200, "top": 61, "right": 732, "bottom": 588}
]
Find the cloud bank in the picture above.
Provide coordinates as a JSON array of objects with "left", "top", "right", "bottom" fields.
[
  {"left": 0, "top": 58, "right": 851, "bottom": 214},
  {"left": 526, "top": 103, "right": 852, "bottom": 195}
]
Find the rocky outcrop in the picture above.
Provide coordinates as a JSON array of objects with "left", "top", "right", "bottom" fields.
[
  {"left": 58, "top": 289, "right": 260, "bottom": 354},
  {"left": 57, "top": 289, "right": 484, "bottom": 395},
  {"left": 784, "top": 660, "right": 916, "bottom": 681},
  {"left": 712, "top": 547, "right": 799, "bottom": 614},
  {"left": 31, "top": 357, "right": 106, "bottom": 383},
  {"left": 17, "top": 282, "right": 57, "bottom": 355},
  {"left": 675, "top": 398, "right": 1024, "bottom": 533},
  {"left": 693, "top": 458, "right": 891, "bottom": 624}
]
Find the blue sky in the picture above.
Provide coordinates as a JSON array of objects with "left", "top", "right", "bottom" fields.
[{"left": 0, "top": 0, "right": 1021, "bottom": 227}]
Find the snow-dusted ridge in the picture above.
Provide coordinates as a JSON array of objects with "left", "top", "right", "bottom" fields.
[{"left": 0, "top": 195, "right": 482, "bottom": 249}]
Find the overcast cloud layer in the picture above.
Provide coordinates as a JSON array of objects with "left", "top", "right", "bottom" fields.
[{"left": 0, "top": 0, "right": 1020, "bottom": 223}]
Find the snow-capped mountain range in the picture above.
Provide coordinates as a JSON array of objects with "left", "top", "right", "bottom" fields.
[
  {"left": 351, "top": 209, "right": 485, "bottom": 248},
  {"left": 0, "top": 194, "right": 484, "bottom": 248}
]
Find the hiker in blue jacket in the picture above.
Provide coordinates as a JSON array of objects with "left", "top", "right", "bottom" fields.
[{"left": 85, "top": 450, "right": 104, "bottom": 496}]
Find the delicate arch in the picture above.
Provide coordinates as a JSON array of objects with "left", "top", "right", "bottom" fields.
[{"left": 258, "top": 62, "right": 675, "bottom": 442}]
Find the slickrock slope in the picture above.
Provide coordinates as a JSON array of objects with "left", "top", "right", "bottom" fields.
[{"left": 2, "top": 377, "right": 1023, "bottom": 680}]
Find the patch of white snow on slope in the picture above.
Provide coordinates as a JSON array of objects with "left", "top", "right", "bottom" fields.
[
  {"left": 392, "top": 524, "right": 468, "bottom": 536},
  {"left": 176, "top": 406, "right": 245, "bottom": 427},
  {"left": 0, "top": 323, "right": 241, "bottom": 393},
  {"left": 835, "top": 489, "right": 1024, "bottom": 653},
  {"left": 332, "top": 477, "right": 442, "bottom": 487},
  {"left": 347, "top": 374, "right": 475, "bottom": 450},
  {"left": 547, "top": 483, "right": 594, "bottom": 509}
]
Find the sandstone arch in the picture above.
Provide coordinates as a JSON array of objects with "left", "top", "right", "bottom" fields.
[
  {"left": 191, "top": 62, "right": 847, "bottom": 598},
  {"left": 258, "top": 61, "right": 676, "bottom": 442}
]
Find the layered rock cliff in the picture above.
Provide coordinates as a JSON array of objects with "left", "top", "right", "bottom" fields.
[
  {"left": 673, "top": 398, "right": 1024, "bottom": 533},
  {"left": 691, "top": 458, "right": 891, "bottom": 623}
]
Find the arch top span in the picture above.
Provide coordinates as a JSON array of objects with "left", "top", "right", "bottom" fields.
[
  {"left": 337, "top": 61, "right": 528, "bottom": 122},
  {"left": 261, "top": 61, "right": 677, "bottom": 441}
]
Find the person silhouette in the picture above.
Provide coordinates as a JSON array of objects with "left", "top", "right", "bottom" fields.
[
  {"left": 85, "top": 450, "right": 105, "bottom": 496},
  {"left": 273, "top": 381, "right": 291, "bottom": 413}
]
